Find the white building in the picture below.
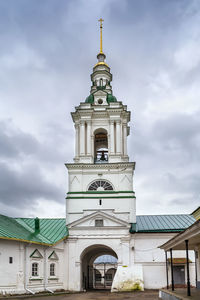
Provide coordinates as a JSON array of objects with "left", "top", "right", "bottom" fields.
[{"left": 0, "top": 22, "right": 197, "bottom": 295}]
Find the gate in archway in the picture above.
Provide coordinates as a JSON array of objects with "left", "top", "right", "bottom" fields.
[
  {"left": 87, "top": 264, "right": 117, "bottom": 290},
  {"left": 81, "top": 244, "right": 118, "bottom": 291}
]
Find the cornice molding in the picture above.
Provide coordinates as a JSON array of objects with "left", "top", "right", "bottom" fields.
[{"left": 65, "top": 162, "right": 135, "bottom": 169}]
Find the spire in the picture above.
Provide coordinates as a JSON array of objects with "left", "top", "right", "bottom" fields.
[
  {"left": 98, "top": 18, "right": 104, "bottom": 54},
  {"left": 96, "top": 18, "right": 107, "bottom": 67},
  {"left": 85, "top": 20, "right": 117, "bottom": 103}
]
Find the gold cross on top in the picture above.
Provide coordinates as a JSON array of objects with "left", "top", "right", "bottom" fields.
[{"left": 98, "top": 18, "right": 104, "bottom": 28}]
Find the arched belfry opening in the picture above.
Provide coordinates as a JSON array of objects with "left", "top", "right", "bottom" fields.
[
  {"left": 81, "top": 244, "right": 118, "bottom": 290},
  {"left": 94, "top": 129, "right": 108, "bottom": 163}
]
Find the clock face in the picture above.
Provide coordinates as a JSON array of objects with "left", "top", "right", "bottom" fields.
[{"left": 88, "top": 180, "right": 113, "bottom": 191}]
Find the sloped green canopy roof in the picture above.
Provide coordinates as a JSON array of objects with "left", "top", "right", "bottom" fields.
[
  {"left": 0, "top": 214, "right": 68, "bottom": 246},
  {"left": 130, "top": 214, "right": 196, "bottom": 233}
]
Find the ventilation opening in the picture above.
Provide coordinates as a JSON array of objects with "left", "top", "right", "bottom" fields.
[{"left": 95, "top": 219, "right": 103, "bottom": 227}]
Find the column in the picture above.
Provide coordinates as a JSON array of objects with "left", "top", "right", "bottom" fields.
[
  {"left": 165, "top": 251, "right": 169, "bottom": 289},
  {"left": 123, "top": 123, "right": 127, "bottom": 155},
  {"left": 80, "top": 121, "right": 85, "bottom": 155},
  {"left": 185, "top": 240, "right": 191, "bottom": 296},
  {"left": 75, "top": 123, "right": 79, "bottom": 158},
  {"left": 170, "top": 248, "right": 174, "bottom": 291},
  {"left": 195, "top": 246, "right": 200, "bottom": 289},
  {"left": 87, "top": 121, "right": 91, "bottom": 155},
  {"left": 116, "top": 120, "right": 121, "bottom": 154},
  {"left": 110, "top": 121, "right": 115, "bottom": 154}
]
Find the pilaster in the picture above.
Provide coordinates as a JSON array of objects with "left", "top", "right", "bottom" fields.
[
  {"left": 110, "top": 120, "right": 115, "bottom": 154},
  {"left": 86, "top": 121, "right": 91, "bottom": 155},
  {"left": 80, "top": 121, "right": 85, "bottom": 155},
  {"left": 116, "top": 120, "right": 121, "bottom": 154}
]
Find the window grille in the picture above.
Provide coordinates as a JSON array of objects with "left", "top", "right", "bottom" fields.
[
  {"left": 50, "top": 263, "right": 55, "bottom": 276},
  {"left": 105, "top": 273, "right": 112, "bottom": 280},
  {"left": 88, "top": 180, "right": 113, "bottom": 191},
  {"left": 32, "top": 263, "right": 38, "bottom": 276}
]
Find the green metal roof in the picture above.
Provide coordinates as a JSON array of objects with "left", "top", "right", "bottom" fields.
[
  {"left": 0, "top": 214, "right": 196, "bottom": 243},
  {"left": 0, "top": 214, "right": 68, "bottom": 245},
  {"left": 85, "top": 92, "right": 117, "bottom": 103},
  {"left": 107, "top": 93, "right": 117, "bottom": 103},
  {"left": 130, "top": 214, "right": 196, "bottom": 233},
  {"left": 85, "top": 94, "right": 94, "bottom": 103}
]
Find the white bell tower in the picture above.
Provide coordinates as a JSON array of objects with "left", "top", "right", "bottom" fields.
[{"left": 65, "top": 19, "right": 136, "bottom": 226}]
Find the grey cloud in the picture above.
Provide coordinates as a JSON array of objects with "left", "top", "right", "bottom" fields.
[
  {"left": 0, "top": 0, "right": 200, "bottom": 217},
  {"left": 0, "top": 120, "right": 39, "bottom": 158},
  {"left": 0, "top": 120, "right": 67, "bottom": 214},
  {"left": 0, "top": 161, "right": 63, "bottom": 208},
  {"left": 152, "top": 113, "right": 200, "bottom": 160}
]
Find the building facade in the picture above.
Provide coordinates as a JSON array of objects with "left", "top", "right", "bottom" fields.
[{"left": 0, "top": 23, "right": 197, "bottom": 294}]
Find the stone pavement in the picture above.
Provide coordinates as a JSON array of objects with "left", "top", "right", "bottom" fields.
[
  {"left": 24, "top": 290, "right": 159, "bottom": 300},
  {"left": 160, "top": 288, "right": 200, "bottom": 300}
]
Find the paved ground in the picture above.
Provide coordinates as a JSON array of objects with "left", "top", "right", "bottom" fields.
[
  {"left": 161, "top": 288, "right": 200, "bottom": 300},
  {"left": 25, "top": 290, "right": 160, "bottom": 300}
]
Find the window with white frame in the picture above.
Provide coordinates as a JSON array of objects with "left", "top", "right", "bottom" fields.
[
  {"left": 32, "top": 263, "right": 38, "bottom": 276},
  {"left": 50, "top": 263, "right": 55, "bottom": 276}
]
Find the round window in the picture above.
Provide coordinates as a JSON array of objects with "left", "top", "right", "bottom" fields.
[{"left": 98, "top": 99, "right": 103, "bottom": 105}]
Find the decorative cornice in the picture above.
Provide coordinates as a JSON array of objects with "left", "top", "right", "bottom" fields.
[
  {"left": 67, "top": 191, "right": 134, "bottom": 194},
  {"left": 65, "top": 162, "right": 135, "bottom": 169},
  {"left": 68, "top": 210, "right": 130, "bottom": 228},
  {"left": 66, "top": 196, "right": 136, "bottom": 199}
]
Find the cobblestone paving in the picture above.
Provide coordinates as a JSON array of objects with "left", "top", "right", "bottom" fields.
[{"left": 25, "top": 290, "right": 160, "bottom": 300}]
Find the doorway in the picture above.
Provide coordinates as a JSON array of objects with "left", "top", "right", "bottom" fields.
[
  {"left": 81, "top": 245, "right": 118, "bottom": 290},
  {"left": 174, "top": 265, "right": 185, "bottom": 285}
]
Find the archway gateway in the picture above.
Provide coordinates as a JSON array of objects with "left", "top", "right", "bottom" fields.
[{"left": 81, "top": 245, "right": 118, "bottom": 290}]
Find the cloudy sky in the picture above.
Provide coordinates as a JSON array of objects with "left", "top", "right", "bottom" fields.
[{"left": 0, "top": 0, "right": 200, "bottom": 218}]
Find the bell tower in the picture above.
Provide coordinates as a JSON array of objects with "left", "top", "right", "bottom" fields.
[{"left": 65, "top": 20, "right": 136, "bottom": 225}]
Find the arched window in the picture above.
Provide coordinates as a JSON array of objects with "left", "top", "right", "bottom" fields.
[
  {"left": 32, "top": 263, "right": 38, "bottom": 276},
  {"left": 88, "top": 180, "right": 113, "bottom": 191},
  {"left": 50, "top": 263, "right": 55, "bottom": 276}
]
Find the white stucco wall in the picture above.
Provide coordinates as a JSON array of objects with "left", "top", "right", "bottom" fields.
[
  {"left": 132, "top": 233, "right": 196, "bottom": 289},
  {"left": 0, "top": 240, "right": 67, "bottom": 294}
]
